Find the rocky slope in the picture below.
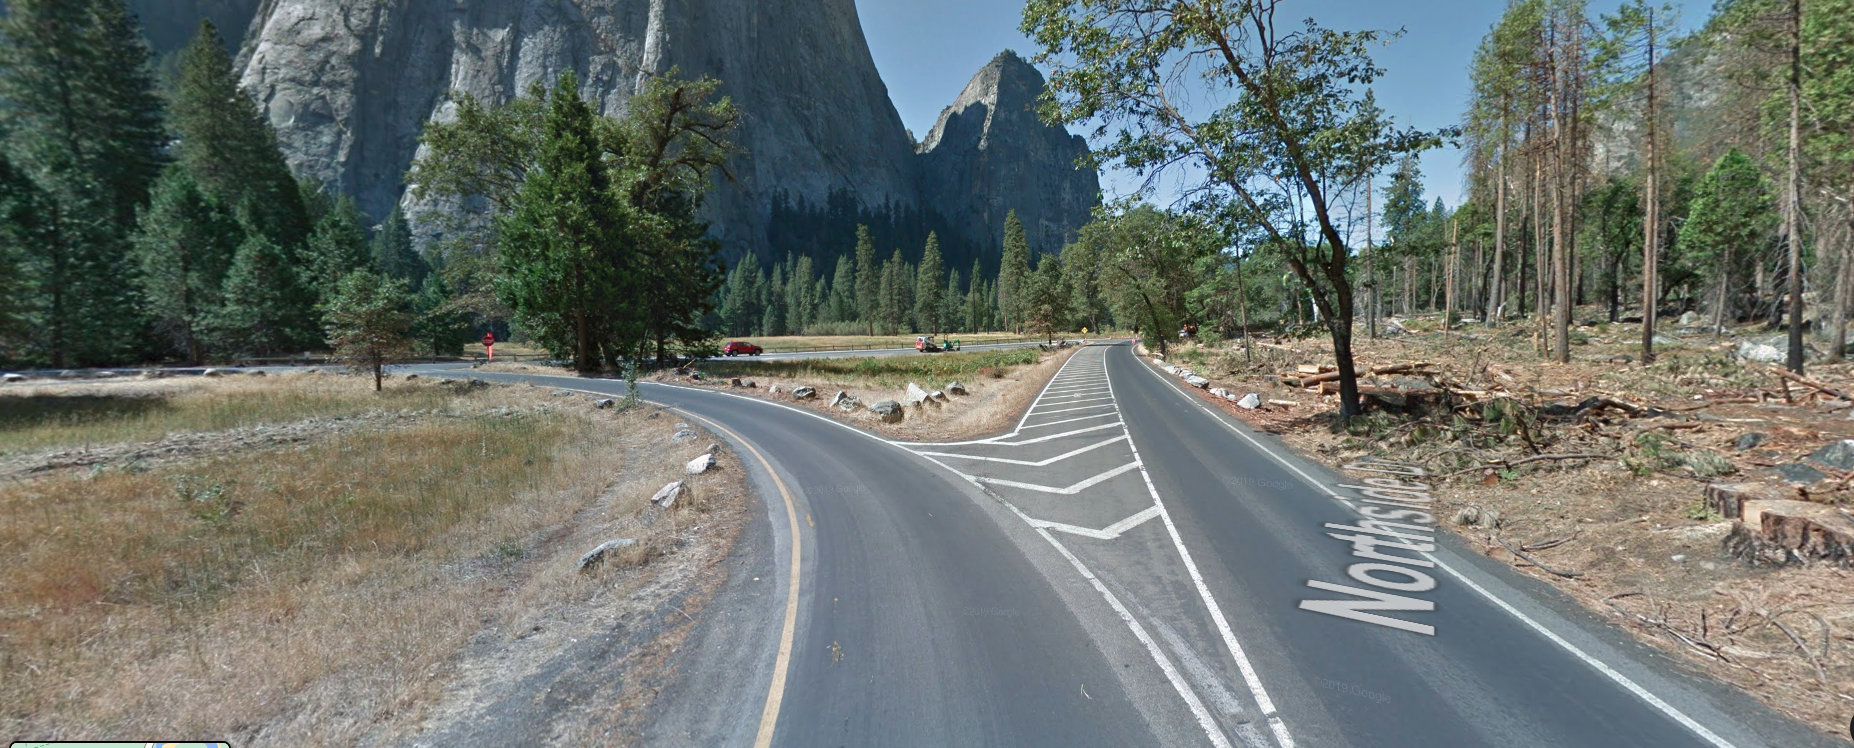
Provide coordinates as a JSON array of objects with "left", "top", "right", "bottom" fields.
[
  {"left": 229, "top": 0, "right": 1095, "bottom": 257},
  {"left": 918, "top": 50, "right": 1098, "bottom": 254}
]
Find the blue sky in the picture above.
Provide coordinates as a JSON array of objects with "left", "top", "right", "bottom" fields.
[{"left": 858, "top": 0, "right": 1702, "bottom": 211}]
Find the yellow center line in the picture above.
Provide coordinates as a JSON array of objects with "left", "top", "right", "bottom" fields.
[{"left": 674, "top": 407, "right": 803, "bottom": 748}]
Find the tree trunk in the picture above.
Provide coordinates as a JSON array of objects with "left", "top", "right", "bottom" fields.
[
  {"left": 1641, "top": 9, "right": 1660, "bottom": 364},
  {"left": 1832, "top": 217, "right": 1850, "bottom": 362},
  {"left": 1783, "top": 0, "right": 1806, "bottom": 373},
  {"left": 374, "top": 358, "right": 383, "bottom": 392},
  {"left": 576, "top": 311, "right": 591, "bottom": 373},
  {"left": 1367, "top": 177, "right": 1378, "bottom": 339}
]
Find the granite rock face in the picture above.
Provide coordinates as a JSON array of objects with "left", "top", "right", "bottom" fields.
[
  {"left": 230, "top": 2, "right": 1098, "bottom": 258},
  {"left": 918, "top": 50, "right": 1099, "bottom": 254},
  {"left": 237, "top": 0, "right": 922, "bottom": 255}
]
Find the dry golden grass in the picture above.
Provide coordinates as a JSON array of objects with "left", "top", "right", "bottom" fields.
[
  {"left": 0, "top": 379, "right": 745, "bottom": 744},
  {"left": 0, "top": 374, "right": 460, "bottom": 454}
]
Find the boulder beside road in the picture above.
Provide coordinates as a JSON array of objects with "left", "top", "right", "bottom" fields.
[
  {"left": 650, "top": 481, "right": 685, "bottom": 508},
  {"left": 686, "top": 453, "right": 716, "bottom": 475},
  {"left": 870, "top": 400, "right": 904, "bottom": 423}
]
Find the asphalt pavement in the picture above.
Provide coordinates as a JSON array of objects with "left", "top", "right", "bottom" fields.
[{"left": 430, "top": 342, "right": 1839, "bottom": 747}]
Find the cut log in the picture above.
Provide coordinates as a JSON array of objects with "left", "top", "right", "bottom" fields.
[
  {"left": 1704, "top": 482, "right": 1795, "bottom": 520},
  {"left": 1771, "top": 367, "right": 1851, "bottom": 400},
  {"left": 1724, "top": 499, "right": 1854, "bottom": 567},
  {"left": 1291, "top": 362, "right": 1432, "bottom": 388}
]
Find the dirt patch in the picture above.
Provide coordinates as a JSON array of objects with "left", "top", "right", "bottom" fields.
[
  {"left": 649, "top": 346, "right": 1082, "bottom": 441},
  {"left": 1152, "top": 322, "right": 1854, "bottom": 737}
]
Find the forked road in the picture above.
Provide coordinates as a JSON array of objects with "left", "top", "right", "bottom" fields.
[{"left": 445, "top": 342, "right": 1834, "bottom": 747}]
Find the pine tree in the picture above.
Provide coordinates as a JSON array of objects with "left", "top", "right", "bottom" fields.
[
  {"left": 878, "top": 249, "right": 904, "bottom": 335},
  {"left": 371, "top": 204, "right": 428, "bottom": 286},
  {"left": 494, "top": 71, "right": 633, "bottom": 372},
  {"left": 410, "top": 270, "right": 471, "bottom": 357},
  {"left": 999, "top": 210, "right": 1030, "bottom": 331},
  {"left": 829, "top": 254, "right": 856, "bottom": 323},
  {"left": 915, "top": 231, "right": 945, "bottom": 335},
  {"left": 1026, "top": 252, "right": 1071, "bottom": 342},
  {"left": 323, "top": 270, "right": 414, "bottom": 391},
  {"left": 0, "top": 0, "right": 168, "bottom": 366},
  {"left": 966, "top": 258, "right": 987, "bottom": 333},
  {"left": 942, "top": 268, "right": 963, "bottom": 334},
  {"left": 132, "top": 166, "right": 240, "bottom": 363},
  {"left": 854, "top": 225, "right": 879, "bottom": 335},
  {"left": 305, "top": 192, "right": 372, "bottom": 303},
  {"left": 208, "top": 234, "right": 299, "bottom": 356},
  {"left": 170, "top": 20, "right": 309, "bottom": 248}
]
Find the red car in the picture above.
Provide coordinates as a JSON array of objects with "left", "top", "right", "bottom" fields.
[{"left": 723, "top": 341, "right": 763, "bottom": 356}]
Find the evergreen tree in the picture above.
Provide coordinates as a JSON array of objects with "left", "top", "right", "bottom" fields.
[
  {"left": 787, "top": 255, "right": 815, "bottom": 333},
  {"left": 720, "top": 255, "right": 760, "bottom": 336},
  {"left": 170, "top": 20, "right": 310, "bottom": 248},
  {"left": 207, "top": 234, "right": 299, "bottom": 356},
  {"left": 371, "top": 204, "right": 428, "bottom": 286},
  {"left": 0, "top": 155, "right": 46, "bottom": 362},
  {"left": 999, "top": 210, "right": 1031, "bottom": 331},
  {"left": 305, "top": 192, "right": 372, "bottom": 303},
  {"left": 1678, "top": 148, "right": 1776, "bottom": 330},
  {"left": 1026, "top": 252, "right": 1071, "bottom": 341},
  {"left": 878, "top": 249, "right": 905, "bottom": 335},
  {"left": 0, "top": 0, "right": 167, "bottom": 366},
  {"left": 942, "top": 268, "right": 963, "bottom": 334},
  {"left": 915, "top": 231, "right": 945, "bottom": 335},
  {"left": 323, "top": 270, "right": 414, "bottom": 391},
  {"left": 966, "top": 258, "right": 987, "bottom": 333},
  {"left": 494, "top": 71, "right": 633, "bottom": 372},
  {"left": 765, "top": 262, "right": 788, "bottom": 336},
  {"left": 854, "top": 225, "right": 879, "bottom": 335},
  {"left": 829, "top": 254, "right": 856, "bottom": 323},
  {"left": 132, "top": 166, "right": 240, "bottom": 364},
  {"left": 410, "top": 270, "right": 471, "bottom": 357}
]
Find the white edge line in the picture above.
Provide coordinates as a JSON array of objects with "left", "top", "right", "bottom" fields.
[
  {"left": 1108, "top": 349, "right": 1296, "bottom": 748},
  {"left": 1126, "top": 347, "right": 1739, "bottom": 748}
]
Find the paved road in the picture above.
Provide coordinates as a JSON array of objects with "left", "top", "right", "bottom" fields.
[{"left": 438, "top": 342, "right": 1837, "bottom": 747}]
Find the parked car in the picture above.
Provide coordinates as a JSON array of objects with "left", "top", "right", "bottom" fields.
[
  {"left": 723, "top": 341, "right": 763, "bottom": 356},
  {"left": 915, "top": 336, "right": 942, "bottom": 353}
]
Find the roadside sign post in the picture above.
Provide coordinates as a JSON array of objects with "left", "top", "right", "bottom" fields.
[{"left": 483, "top": 332, "right": 495, "bottom": 361}]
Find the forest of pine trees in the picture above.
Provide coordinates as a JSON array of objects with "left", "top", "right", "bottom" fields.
[{"left": 0, "top": 4, "right": 449, "bottom": 368}]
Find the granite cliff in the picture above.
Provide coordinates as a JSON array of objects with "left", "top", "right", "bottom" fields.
[
  {"left": 114, "top": 0, "right": 1096, "bottom": 258},
  {"left": 918, "top": 50, "right": 1098, "bottom": 255}
]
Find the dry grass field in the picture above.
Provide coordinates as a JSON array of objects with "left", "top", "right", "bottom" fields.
[{"left": 0, "top": 374, "right": 749, "bottom": 743}]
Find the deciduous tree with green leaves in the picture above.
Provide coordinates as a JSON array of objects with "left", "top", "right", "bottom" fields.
[
  {"left": 1024, "top": 0, "right": 1449, "bottom": 416},
  {"left": 1678, "top": 149, "right": 1777, "bottom": 334}
]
